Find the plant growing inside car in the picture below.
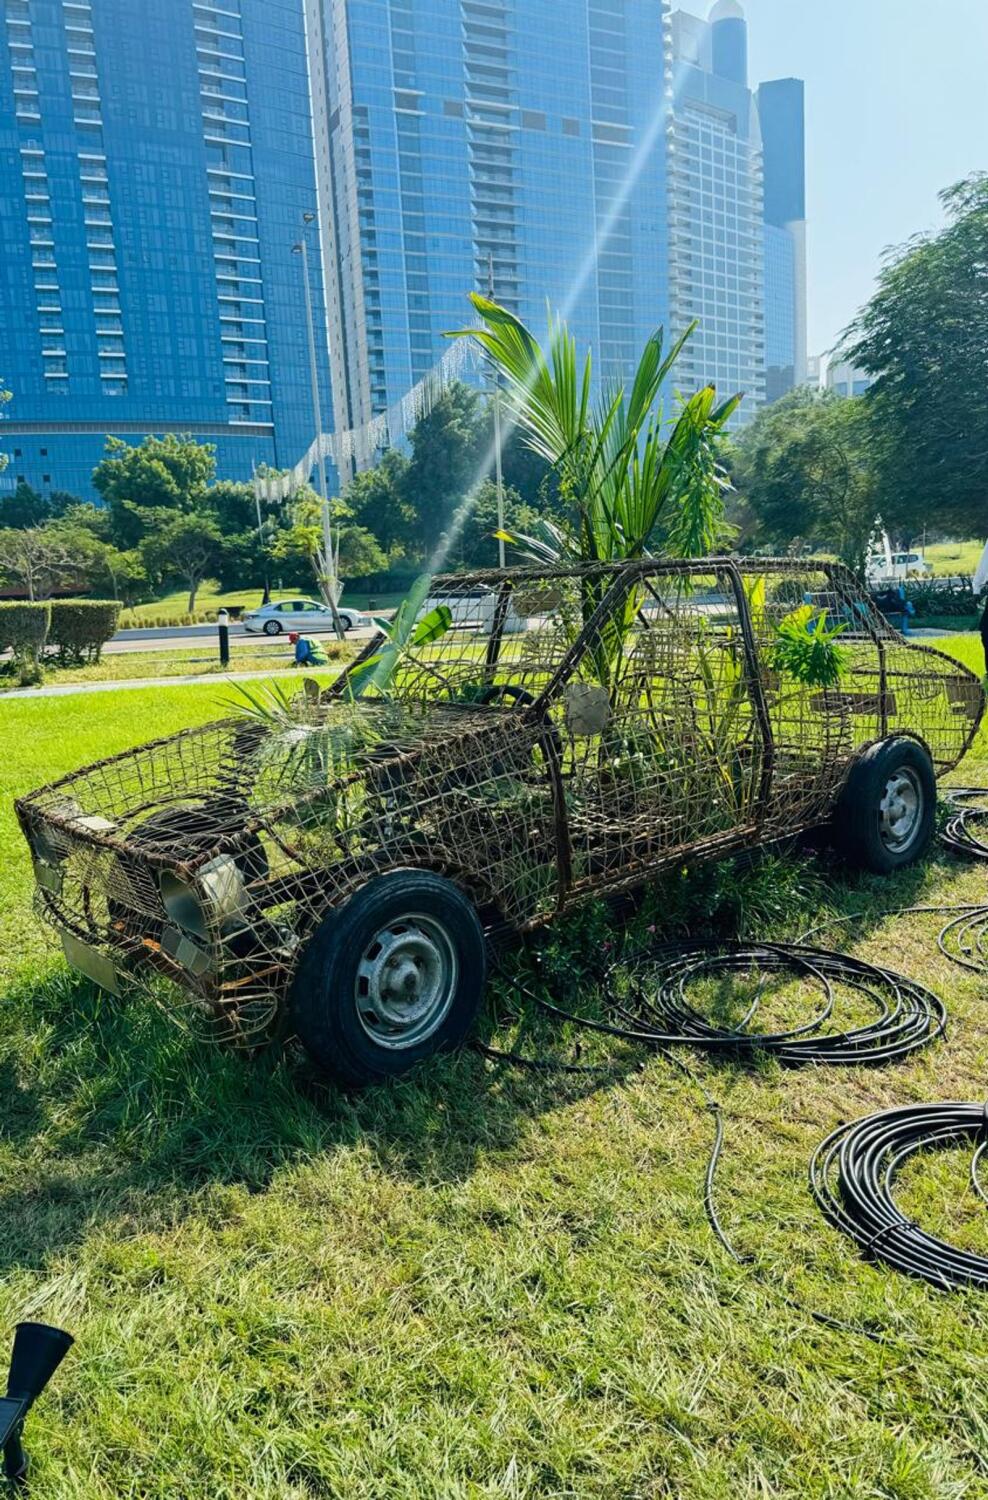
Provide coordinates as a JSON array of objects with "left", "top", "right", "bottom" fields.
[
  {"left": 770, "top": 606, "right": 850, "bottom": 688},
  {"left": 451, "top": 296, "right": 740, "bottom": 697}
]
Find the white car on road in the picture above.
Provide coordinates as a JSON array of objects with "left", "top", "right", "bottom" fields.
[{"left": 242, "top": 598, "right": 368, "bottom": 635}]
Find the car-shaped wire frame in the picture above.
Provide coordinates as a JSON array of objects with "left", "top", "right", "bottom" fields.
[{"left": 16, "top": 558, "right": 984, "bottom": 1060}]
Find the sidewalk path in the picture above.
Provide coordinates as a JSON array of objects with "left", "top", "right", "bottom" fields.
[{"left": 1, "top": 664, "right": 314, "bottom": 701}]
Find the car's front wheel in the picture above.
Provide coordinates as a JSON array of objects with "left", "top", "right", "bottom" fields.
[
  {"left": 263, "top": 619, "right": 282, "bottom": 636},
  {"left": 289, "top": 871, "right": 486, "bottom": 1087},
  {"left": 833, "top": 736, "right": 936, "bottom": 874}
]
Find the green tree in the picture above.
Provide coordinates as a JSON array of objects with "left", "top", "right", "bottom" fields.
[
  {"left": 0, "top": 524, "right": 96, "bottom": 600},
  {"left": 97, "top": 546, "right": 148, "bottom": 606},
  {"left": 343, "top": 448, "right": 414, "bottom": 558},
  {"left": 270, "top": 489, "right": 387, "bottom": 594},
  {"left": 447, "top": 478, "right": 534, "bottom": 569},
  {"left": 92, "top": 434, "right": 216, "bottom": 547},
  {"left": 401, "top": 382, "right": 488, "bottom": 555},
  {"left": 4, "top": 481, "right": 49, "bottom": 528},
  {"left": 204, "top": 480, "right": 273, "bottom": 590},
  {"left": 139, "top": 511, "right": 225, "bottom": 613},
  {"left": 732, "top": 387, "right": 877, "bottom": 571},
  {"left": 845, "top": 173, "right": 988, "bottom": 539}
]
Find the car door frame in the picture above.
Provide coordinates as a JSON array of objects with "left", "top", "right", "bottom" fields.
[{"left": 530, "top": 558, "right": 776, "bottom": 907}]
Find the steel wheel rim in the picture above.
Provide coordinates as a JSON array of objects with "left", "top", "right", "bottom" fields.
[
  {"left": 355, "top": 912, "right": 458, "bottom": 1050},
  {"left": 879, "top": 768, "right": 923, "bottom": 853}
]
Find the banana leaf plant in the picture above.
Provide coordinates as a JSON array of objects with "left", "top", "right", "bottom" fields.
[{"left": 450, "top": 294, "right": 742, "bottom": 697}]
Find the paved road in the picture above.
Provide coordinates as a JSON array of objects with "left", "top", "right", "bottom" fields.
[{"left": 105, "top": 622, "right": 378, "bottom": 655}]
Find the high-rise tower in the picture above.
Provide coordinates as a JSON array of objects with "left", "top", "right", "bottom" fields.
[
  {"left": 757, "top": 76, "right": 808, "bottom": 400},
  {"left": 305, "top": 0, "right": 674, "bottom": 433},
  {"left": 0, "top": 0, "right": 332, "bottom": 500}
]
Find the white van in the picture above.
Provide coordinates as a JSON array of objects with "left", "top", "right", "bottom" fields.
[
  {"left": 423, "top": 586, "right": 528, "bottom": 634},
  {"left": 866, "top": 551, "right": 932, "bottom": 585}
]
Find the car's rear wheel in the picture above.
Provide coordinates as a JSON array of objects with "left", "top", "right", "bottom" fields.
[
  {"left": 289, "top": 870, "right": 486, "bottom": 1087},
  {"left": 833, "top": 736, "right": 936, "bottom": 874},
  {"left": 263, "top": 619, "right": 282, "bottom": 636}
]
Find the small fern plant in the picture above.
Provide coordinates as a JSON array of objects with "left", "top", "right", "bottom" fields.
[{"left": 770, "top": 606, "right": 849, "bottom": 689}]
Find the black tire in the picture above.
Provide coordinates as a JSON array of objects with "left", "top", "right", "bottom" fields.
[
  {"left": 290, "top": 870, "right": 486, "bottom": 1087},
  {"left": 263, "top": 619, "right": 282, "bottom": 636},
  {"left": 833, "top": 736, "right": 936, "bottom": 874},
  {"left": 337, "top": 613, "right": 353, "bottom": 632}
]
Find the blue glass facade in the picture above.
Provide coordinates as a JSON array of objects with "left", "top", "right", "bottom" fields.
[
  {"left": 667, "top": 4, "right": 765, "bottom": 424},
  {"left": 308, "top": 0, "right": 673, "bottom": 430},
  {"left": 0, "top": 0, "right": 332, "bottom": 503},
  {"left": 757, "top": 76, "right": 807, "bottom": 403},
  {"left": 668, "top": 10, "right": 807, "bottom": 417},
  {"left": 763, "top": 222, "right": 795, "bottom": 401}
]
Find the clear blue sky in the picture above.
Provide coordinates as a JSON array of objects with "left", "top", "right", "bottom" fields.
[{"left": 713, "top": 0, "right": 988, "bottom": 358}]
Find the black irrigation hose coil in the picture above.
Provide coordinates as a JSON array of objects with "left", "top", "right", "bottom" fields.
[
  {"left": 529, "top": 939, "right": 947, "bottom": 1067},
  {"left": 940, "top": 788, "right": 988, "bottom": 861},
  {"left": 803, "top": 903, "right": 988, "bottom": 980},
  {"left": 810, "top": 1103, "right": 988, "bottom": 1291},
  {"left": 485, "top": 937, "right": 948, "bottom": 1280}
]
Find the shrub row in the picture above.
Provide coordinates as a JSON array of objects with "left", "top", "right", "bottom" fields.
[
  {"left": 0, "top": 602, "right": 50, "bottom": 685},
  {"left": 902, "top": 576, "right": 984, "bottom": 618},
  {"left": 0, "top": 598, "right": 122, "bottom": 673},
  {"left": 48, "top": 599, "right": 122, "bottom": 665},
  {"left": 0, "top": 601, "right": 50, "bottom": 656}
]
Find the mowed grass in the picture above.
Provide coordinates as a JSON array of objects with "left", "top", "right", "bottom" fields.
[
  {"left": 925, "top": 539, "right": 985, "bottom": 577},
  {"left": 1, "top": 650, "right": 988, "bottom": 1494},
  {"left": 118, "top": 583, "right": 300, "bottom": 625}
]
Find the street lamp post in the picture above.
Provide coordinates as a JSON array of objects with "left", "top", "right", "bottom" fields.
[
  {"left": 488, "top": 255, "right": 506, "bottom": 569},
  {"left": 293, "top": 216, "right": 345, "bottom": 641}
]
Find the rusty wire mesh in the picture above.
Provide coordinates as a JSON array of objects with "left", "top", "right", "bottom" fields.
[{"left": 16, "top": 558, "right": 984, "bottom": 1047}]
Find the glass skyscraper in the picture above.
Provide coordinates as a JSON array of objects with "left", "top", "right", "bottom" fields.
[
  {"left": 306, "top": 0, "right": 673, "bottom": 433},
  {"left": 0, "top": 0, "right": 332, "bottom": 501},
  {"left": 668, "top": 1, "right": 806, "bottom": 423},
  {"left": 757, "top": 75, "right": 807, "bottom": 403},
  {"left": 308, "top": 0, "right": 806, "bottom": 439}
]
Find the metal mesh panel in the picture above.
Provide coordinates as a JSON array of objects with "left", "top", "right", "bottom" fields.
[{"left": 16, "top": 558, "right": 983, "bottom": 1047}]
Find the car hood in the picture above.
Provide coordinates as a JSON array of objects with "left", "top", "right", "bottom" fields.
[{"left": 16, "top": 699, "right": 522, "bottom": 862}]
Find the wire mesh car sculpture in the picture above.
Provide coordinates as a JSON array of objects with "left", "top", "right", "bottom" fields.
[{"left": 17, "top": 558, "right": 984, "bottom": 1086}]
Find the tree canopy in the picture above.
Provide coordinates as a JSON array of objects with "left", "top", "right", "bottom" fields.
[
  {"left": 731, "top": 387, "right": 877, "bottom": 569},
  {"left": 92, "top": 433, "right": 216, "bottom": 546},
  {"left": 845, "top": 173, "right": 988, "bottom": 539}
]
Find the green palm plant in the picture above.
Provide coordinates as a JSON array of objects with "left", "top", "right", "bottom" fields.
[
  {"left": 452, "top": 294, "right": 740, "bottom": 567},
  {"left": 450, "top": 294, "right": 742, "bottom": 691}
]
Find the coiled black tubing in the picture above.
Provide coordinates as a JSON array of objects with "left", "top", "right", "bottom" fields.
[
  {"left": 941, "top": 787, "right": 988, "bottom": 861},
  {"left": 527, "top": 939, "right": 946, "bottom": 1067},
  {"left": 482, "top": 937, "right": 947, "bottom": 1269},
  {"left": 810, "top": 1103, "right": 988, "bottom": 1291}
]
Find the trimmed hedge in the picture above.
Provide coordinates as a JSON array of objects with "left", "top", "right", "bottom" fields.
[
  {"left": 0, "top": 601, "right": 50, "bottom": 685},
  {"left": 48, "top": 599, "right": 121, "bottom": 665},
  {"left": 0, "top": 601, "right": 50, "bottom": 657}
]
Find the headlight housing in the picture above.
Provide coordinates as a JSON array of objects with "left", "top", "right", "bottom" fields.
[{"left": 159, "top": 855, "right": 248, "bottom": 941}]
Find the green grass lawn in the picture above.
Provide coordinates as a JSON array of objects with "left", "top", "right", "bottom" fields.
[
  {"left": 118, "top": 582, "right": 298, "bottom": 626},
  {"left": 925, "top": 539, "right": 985, "bottom": 577},
  {"left": 2, "top": 650, "right": 988, "bottom": 1495}
]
